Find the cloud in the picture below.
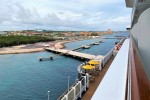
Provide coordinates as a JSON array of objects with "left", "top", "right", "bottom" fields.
[
  {"left": 0, "top": 0, "right": 131, "bottom": 31},
  {"left": 106, "top": 16, "right": 131, "bottom": 24}
]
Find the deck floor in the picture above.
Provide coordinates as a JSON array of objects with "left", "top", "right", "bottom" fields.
[{"left": 82, "top": 57, "right": 114, "bottom": 100}]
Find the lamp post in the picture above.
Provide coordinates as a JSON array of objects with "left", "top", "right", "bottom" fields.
[
  {"left": 68, "top": 76, "right": 70, "bottom": 92},
  {"left": 47, "top": 91, "right": 50, "bottom": 100}
]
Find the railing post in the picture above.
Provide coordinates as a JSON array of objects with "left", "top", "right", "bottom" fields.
[
  {"left": 68, "top": 76, "right": 70, "bottom": 92},
  {"left": 103, "top": 56, "right": 106, "bottom": 67},
  {"left": 80, "top": 65, "right": 82, "bottom": 73},
  {"left": 99, "top": 61, "right": 102, "bottom": 70},
  {"left": 73, "top": 87, "right": 76, "bottom": 100},
  {"left": 47, "top": 91, "right": 50, "bottom": 100},
  {"left": 83, "top": 76, "right": 86, "bottom": 91},
  {"left": 79, "top": 81, "right": 82, "bottom": 98},
  {"left": 65, "top": 94, "right": 68, "bottom": 100},
  {"left": 86, "top": 73, "right": 89, "bottom": 88}
]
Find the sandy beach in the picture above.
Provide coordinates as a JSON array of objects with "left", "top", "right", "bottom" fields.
[
  {"left": 0, "top": 36, "right": 101, "bottom": 55},
  {"left": 54, "top": 40, "right": 78, "bottom": 49},
  {"left": 0, "top": 40, "right": 74, "bottom": 55}
]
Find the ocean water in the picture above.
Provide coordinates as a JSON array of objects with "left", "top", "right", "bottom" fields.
[
  {"left": 65, "top": 38, "right": 118, "bottom": 55},
  {"left": 0, "top": 52, "right": 82, "bottom": 100},
  {"left": 0, "top": 32, "right": 129, "bottom": 100},
  {"left": 65, "top": 32, "right": 129, "bottom": 55}
]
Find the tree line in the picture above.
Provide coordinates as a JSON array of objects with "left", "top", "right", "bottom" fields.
[{"left": 0, "top": 35, "right": 55, "bottom": 47}]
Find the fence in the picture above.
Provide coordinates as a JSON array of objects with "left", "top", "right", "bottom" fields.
[
  {"left": 102, "top": 48, "right": 114, "bottom": 67},
  {"left": 57, "top": 74, "right": 89, "bottom": 100},
  {"left": 102, "top": 38, "right": 125, "bottom": 67}
]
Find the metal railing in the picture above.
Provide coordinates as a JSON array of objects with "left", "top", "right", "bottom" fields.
[
  {"left": 57, "top": 74, "right": 89, "bottom": 100},
  {"left": 92, "top": 39, "right": 130, "bottom": 100},
  {"left": 102, "top": 48, "right": 114, "bottom": 67}
]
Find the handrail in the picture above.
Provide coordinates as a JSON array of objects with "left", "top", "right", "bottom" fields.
[
  {"left": 92, "top": 39, "right": 129, "bottom": 100},
  {"left": 57, "top": 81, "right": 78, "bottom": 100},
  {"left": 129, "top": 36, "right": 150, "bottom": 100},
  {"left": 57, "top": 76, "right": 87, "bottom": 100}
]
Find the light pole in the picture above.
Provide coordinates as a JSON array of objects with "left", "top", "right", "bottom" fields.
[
  {"left": 68, "top": 76, "right": 70, "bottom": 92},
  {"left": 47, "top": 91, "right": 50, "bottom": 100}
]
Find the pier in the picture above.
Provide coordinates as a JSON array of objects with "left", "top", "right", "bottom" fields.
[
  {"left": 45, "top": 48, "right": 103, "bottom": 60},
  {"left": 72, "top": 41, "right": 103, "bottom": 51},
  {"left": 43, "top": 41, "right": 104, "bottom": 60}
]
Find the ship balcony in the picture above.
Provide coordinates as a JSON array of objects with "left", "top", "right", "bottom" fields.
[{"left": 91, "top": 37, "right": 150, "bottom": 100}]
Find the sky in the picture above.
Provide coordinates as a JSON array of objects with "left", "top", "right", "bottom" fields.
[{"left": 0, "top": 0, "right": 131, "bottom": 31}]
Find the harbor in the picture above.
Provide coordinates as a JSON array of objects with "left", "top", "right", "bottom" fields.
[
  {"left": 0, "top": 32, "right": 128, "bottom": 100},
  {"left": 1, "top": 0, "right": 149, "bottom": 99},
  {"left": 40, "top": 40, "right": 105, "bottom": 61}
]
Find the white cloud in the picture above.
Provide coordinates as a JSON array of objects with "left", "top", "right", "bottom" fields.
[
  {"left": 106, "top": 16, "right": 131, "bottom": 24},
  {"left": 0, "top": 0, "right": 131, "bottom": 31}
]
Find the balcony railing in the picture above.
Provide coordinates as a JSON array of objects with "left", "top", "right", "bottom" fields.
[
  {"left": 128, "top": 36, "right": 150, "bottom": 100},
  {"left": 92, "top": 39, "right": 130, "bottom": 100}
]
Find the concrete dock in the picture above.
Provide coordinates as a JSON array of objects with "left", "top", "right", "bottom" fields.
[{"left": 45, "top": 48, "right": 103, "bottom": 60}]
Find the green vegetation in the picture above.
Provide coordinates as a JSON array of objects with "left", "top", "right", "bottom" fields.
[
  {"left": 0, "top": 35, "right": 55, "bottom": 47},
  {"left": 91, "top": 32, "right": 98, "bottom": 36}
]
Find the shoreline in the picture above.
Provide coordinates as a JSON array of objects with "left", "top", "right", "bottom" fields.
[
  {"left": 0, "top": 40, "right": 64, "bottom": 55},
  {"left": 0, "top": 36, "right": 100, "bottom": 55},
  {"left": 0, "top": 48, "right": 45, "bottom": 55},
  {"left": 0, "top": 40, "right": 77, "bottom": 55},
  {"left": 54, "top": 40, "right": 78, "bottom": 49}
]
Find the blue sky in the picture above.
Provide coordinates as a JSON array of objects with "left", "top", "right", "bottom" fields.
[{"left": 0, "top": 0, "right": 131, "bottom": 31}]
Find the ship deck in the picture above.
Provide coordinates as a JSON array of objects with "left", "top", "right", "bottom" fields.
[{"left": 82, "top": 56, "right": 114, "bottom": 100}]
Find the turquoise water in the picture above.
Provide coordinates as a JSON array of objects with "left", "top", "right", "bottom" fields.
[
  {"left": 65, "top": 32, "right": 129, "bottom": 55},
  {"left": 0, "top": 52, "right": 82, "bottom": 100},
  {"left": 0, "top": 32, "right": 129, "bottom": 100},
  {"left": 65, "top": 38, "right": 117, "bottom": 55}
]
